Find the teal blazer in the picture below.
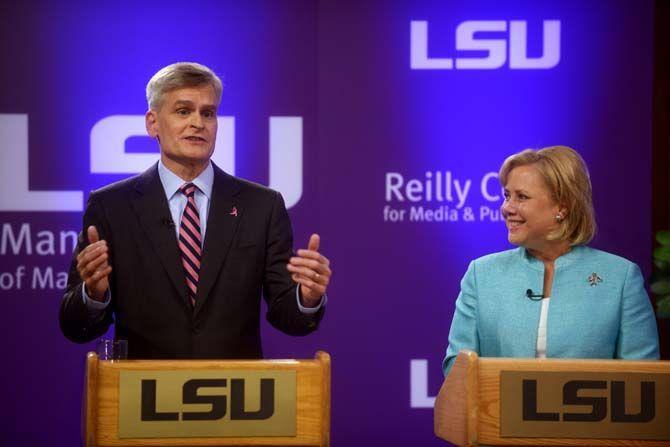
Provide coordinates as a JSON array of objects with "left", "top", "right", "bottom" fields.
[{"left": 443, "top": 246, "right": 659, "bottom": 376}]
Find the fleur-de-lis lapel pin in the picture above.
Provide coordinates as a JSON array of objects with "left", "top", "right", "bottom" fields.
[
  {"left": 587, "top": 272, "right": 603, "bottom": 287},
  {"left": 230, "top": 206, "right": 238, "bottom": 217}
]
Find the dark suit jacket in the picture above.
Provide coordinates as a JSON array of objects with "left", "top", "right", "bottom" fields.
[{"left": 59, "top": 163, "right": 323, "bottom": 359}]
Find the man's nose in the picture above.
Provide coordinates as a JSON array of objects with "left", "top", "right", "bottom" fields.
[{"left": 190, "top": 113, "right": 204, "bottom": 129}]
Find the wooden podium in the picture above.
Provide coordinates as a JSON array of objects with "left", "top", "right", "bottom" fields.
[
  {"left": 83, "top": 351, "right": 330, "bottom": 446},
  {"left": 434, "top": 351, "right": 670, "bottom": 446}
]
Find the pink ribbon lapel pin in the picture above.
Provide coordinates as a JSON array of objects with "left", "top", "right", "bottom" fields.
[{"left": 230, "top": 206, "right": 238, "bottom": 217}]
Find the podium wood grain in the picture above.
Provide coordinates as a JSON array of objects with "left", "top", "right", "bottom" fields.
[
  {"left": 84, "top": 352, "right": 331, "bottom": 447},
  {"left": 435, "top": 351, "right": 670, "bottom": 447}
]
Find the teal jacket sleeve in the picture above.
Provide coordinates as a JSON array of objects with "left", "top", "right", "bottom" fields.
[
  {"left": 442, "top": 261, "right": 480, "bottom": 377},
  {"left": 616, "top": 263, "right": 660, "bottom": 359}
]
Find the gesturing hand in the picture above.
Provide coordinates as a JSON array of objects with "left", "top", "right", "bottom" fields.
[
  {"left": 287, "top": 234, "right": 332, "bottom": 307},
  {"left": 76, "top": 226, "right": 112, "bottom": 301}
]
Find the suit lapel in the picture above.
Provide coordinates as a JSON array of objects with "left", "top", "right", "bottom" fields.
[
  {"left": 193, "top": 165, "right": 243, "bottom": 316},
  {"left": 130, "top": 163, "right": 189, "bottom": 307}
]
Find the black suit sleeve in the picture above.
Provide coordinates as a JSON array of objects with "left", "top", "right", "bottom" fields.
[
  {"left": 262, "top": 191, "right": 324, "bottom": 335},
  {"left": 59, "top": 193, "right": 114, "bottom": 343}
]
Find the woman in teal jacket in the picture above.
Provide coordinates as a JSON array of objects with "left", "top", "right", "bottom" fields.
[{"left": 443, "top": 146, "right": 659, "bottom": 376}]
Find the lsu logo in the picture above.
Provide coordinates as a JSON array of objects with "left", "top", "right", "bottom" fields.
[
  {"left": 410, "top": 20, "right": 561, "bottom": 70},
  {"left": 118, "top": 370, "right": 297, "bottom": 438},
  {"left": 0, "top": 114, "right": 303, "bottom": 212}
]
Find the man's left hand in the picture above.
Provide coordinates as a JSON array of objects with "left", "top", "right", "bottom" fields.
[{"left": 287, "top": 234, "right": 332, "bottom": 307}]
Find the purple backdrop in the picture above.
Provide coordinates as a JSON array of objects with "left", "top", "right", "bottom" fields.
[{"left": 0, "top": 1, "right": 653, "bottom": 445}]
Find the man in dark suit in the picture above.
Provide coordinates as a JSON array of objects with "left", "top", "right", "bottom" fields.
[{"left": 59, "top": 62, "right": 331, "bottom": 359}]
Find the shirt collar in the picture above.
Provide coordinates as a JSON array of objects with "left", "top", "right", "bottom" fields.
[
  {"left": 158, "top": 160, "right": 214, "bottom": 200},
  {"left": 518, "top": 244, "right": 586, "bottom": 271}
]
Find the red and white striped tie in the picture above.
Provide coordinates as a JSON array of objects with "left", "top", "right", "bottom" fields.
[{"left": 178, "top": 183, "right": 202, "bottom": 307}]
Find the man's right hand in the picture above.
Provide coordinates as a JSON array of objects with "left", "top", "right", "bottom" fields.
[{"left": 76, "top": 226, "right": 112, "bottom": 301}]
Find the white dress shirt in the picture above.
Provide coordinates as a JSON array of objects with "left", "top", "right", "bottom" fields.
[{"left": 535, "top": 297, "right": 551, "bottom": 358}]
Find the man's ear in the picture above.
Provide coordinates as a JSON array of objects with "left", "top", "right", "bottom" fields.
[{"left": 145, "top": 110, "right": 158, "bottom": 139}]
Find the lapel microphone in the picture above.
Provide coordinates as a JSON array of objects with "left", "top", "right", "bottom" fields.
[
  {"left": 526, "top": 289, "right": 545, "bottom": 301},
  {"left": 161, "top": 217, "right": 175, "bottom": 228}
]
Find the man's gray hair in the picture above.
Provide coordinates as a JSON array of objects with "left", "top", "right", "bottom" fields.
[{"left": 146, "top": 62, "right": 223, "bottom": 110}]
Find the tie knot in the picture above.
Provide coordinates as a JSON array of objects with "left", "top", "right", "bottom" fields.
[{"left": 179, "top": 183, "right": 197, "bottom": 198}]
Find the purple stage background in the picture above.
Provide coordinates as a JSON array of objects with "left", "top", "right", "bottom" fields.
[{"left": 0, "top": 1, "right": 653, "bottom": 445}]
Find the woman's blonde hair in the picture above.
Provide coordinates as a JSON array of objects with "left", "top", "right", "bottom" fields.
[{"left": 499, "top": 145, "right": 596, "bottom": 245}]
